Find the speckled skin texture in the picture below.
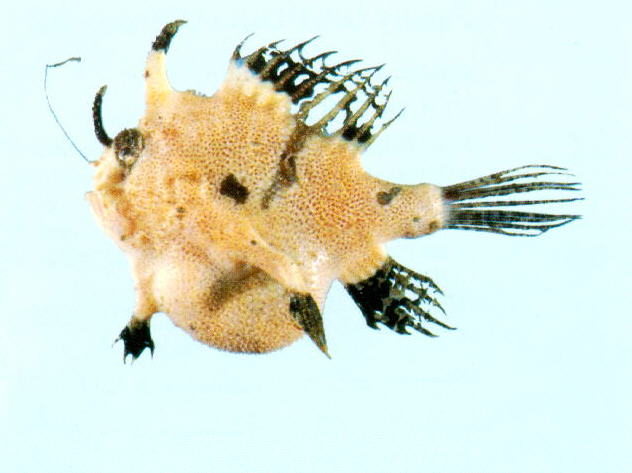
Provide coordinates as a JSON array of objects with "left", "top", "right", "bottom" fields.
[
  {"left": 88, "top": 22, "right": 579, "bottom": 358},
  {"left": 88, "top": 27, "right": 445, "bottom": 355}
]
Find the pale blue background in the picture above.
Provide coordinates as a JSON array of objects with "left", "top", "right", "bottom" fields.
[{"left": 1, "top": 1, "right": 630, "bottom": 472}]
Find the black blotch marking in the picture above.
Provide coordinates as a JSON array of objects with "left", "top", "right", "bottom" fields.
[
  {"left": 92, "top": 86, "right": 112, "bottom": 147},
  {"left": 152, "top": 20, "right": 186, "bottom": 52},
  {"left": 428, "top": 220, "right": 440, "bottom": 232},
  {"left": 116, "top": 318, "right": 155, "bottom": 362},
  {"left": 279, "top": 154, "right": 297, "bottom": 185},
  {"left": 233, "top": 37, "right": 324, "bottom": 104},
  {"left": 113, "top": 128, "right": 145, "bottom": 167},
  {"left": 220, "top": 174, "right": 250, "bottom": 204},
  {"left": 377, "top": 186, "right": 401, "bottom": 205},
  {"left": 289, "top": 293, "right": 329, "bottom": 357},
  {"left": 261, "top": 122, "right": 310, "bottom": 209}
]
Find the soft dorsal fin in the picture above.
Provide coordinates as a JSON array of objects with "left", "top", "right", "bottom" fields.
[{"left": 232, "top": 38, "right": 401, "bottom": 147}]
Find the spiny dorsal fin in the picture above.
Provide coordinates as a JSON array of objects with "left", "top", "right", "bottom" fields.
[{"left": 232, "top": 37, "right": 400, "bottom": 146}]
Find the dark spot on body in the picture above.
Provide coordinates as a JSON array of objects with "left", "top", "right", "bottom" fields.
[
  {"left": 182, "top": 171, "right": 200, "bottom": 182},
  {"left": 377, "top": 186, "right": 402, "bottom": 205},
  {"left": 428, "top": 220, "right": 440, "bottom": 232},
  {"left": 162, "top": 127, "right": 180, "bottom": 139},
  {"left": 220, "top": 174, "right": 249, "bottom": 204},
  {"left": 250, "top": 240, "right": 257, "bottom": 246},
  {"left": 114, "top": 128, "right": 145, "bottom": 168}
]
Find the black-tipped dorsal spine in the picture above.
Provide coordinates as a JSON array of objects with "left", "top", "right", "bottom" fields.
[
  {"left": 259, "top": 37, "right": 316, "bottom": 81},
  {"left": 152, "top": 20, "right": 187, "bottom": 52},
  {"left": 238, "top": 38, "right": 336, "bottom": 103},
  {"left": 311, "top": 66, "right": 382, "bottom": 132},
  {"left": 277, "top": 51, "right": 336, "bottom": 99},
  {"left": 361, "top": 107, "right": 403, "bottom": 147},
  {"left": 339, "top": 77, "right": 388, "bottom": 141},
  {"left": 231, "top": 33, "right": 254, "bottom": 61},
  {"left": 242, "top": 43, "right": 276, "bottom": 74},
  {"left": 92, "top": 85, "right": 112, "bottom": 147},
  {"left": 295, "top": 67, "right": 361, "bottom": 120},
  {"left": 232, "top": 37, "right": 326, "bottom": 95},
  {"left": 274, "top": 60, "right": 315, "bottom": 97},
  {"left": 443, "top": 165, "right": 582, "bottom": 236},
  {"left": 345, "top": 257, "right": 450, "bottom": 336},
  {"left": 234, "top": 37, "right": 398, "bottom": 146},
  {"left": 298, "top": 63, "right": 398, "bottom": 146},
  {"left": 290, "top": 59, "right": 358, "bottom": 104}
]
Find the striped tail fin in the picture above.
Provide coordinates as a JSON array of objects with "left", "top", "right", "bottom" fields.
[{"left": 442, "top": 165, "right": 582, "bottom": 237}]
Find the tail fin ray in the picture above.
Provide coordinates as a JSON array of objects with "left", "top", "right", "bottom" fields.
[{"left": 443, "top": 165, "right": 582, "bottom": 237}]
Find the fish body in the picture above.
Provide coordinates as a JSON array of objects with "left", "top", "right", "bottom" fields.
[{"left": 87, "top": 21, "right": 580, "bottom": 360}]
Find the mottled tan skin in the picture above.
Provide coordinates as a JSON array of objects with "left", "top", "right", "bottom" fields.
[{"left": 88, "top": 46, "right": 446, "bottom": 354}]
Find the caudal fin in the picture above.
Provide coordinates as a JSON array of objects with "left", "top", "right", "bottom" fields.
[{"left": 442, "top": 165, "right": 582, "bottom": 236}]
